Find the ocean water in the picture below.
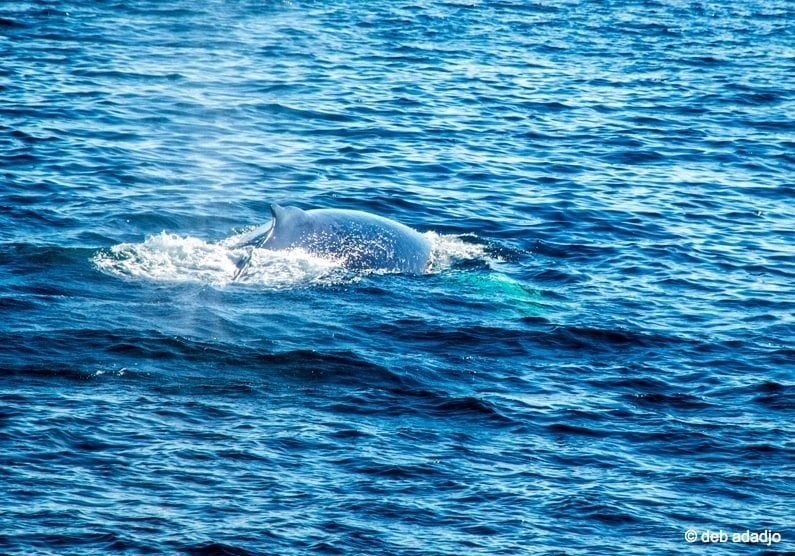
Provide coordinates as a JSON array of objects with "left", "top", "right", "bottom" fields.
[{"left": 1, "top": 0, "right": 793, "bottom": 554}]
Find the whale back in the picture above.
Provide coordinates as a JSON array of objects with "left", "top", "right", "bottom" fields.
[{"left": 238, "top": 204, "right": 431, "bottom": 274}]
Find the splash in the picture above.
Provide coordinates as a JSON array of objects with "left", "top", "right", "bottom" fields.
[
  {"left": 93, "top": 230, "right": 489, "bottom": 288},
  {"left": 93, "top": 232, "right": 340, "bottom": 288},
  {"left": 425, "top": 232, "right": 490, "bottom": 272}
]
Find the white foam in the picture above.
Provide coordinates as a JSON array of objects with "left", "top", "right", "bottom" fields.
[
  {"left": 93, "top": 230, "right": 490, "bottom": 288},
  {"left": 425, "top": 231, "right": 489, "bottom": 272},
  {"left": 232, "top": 245, "right": 344, "bottom": 288},
  {"left": 93, "top": 232, "right": 343, "bottom": 289}
]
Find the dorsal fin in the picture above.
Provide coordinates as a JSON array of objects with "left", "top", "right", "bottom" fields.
[
  {"left": 270, "top": 203, "right": 286, "bottom": 222},
  {"left": 269, "top": 204, "right": 306, "bottom": 233},
  {"left": 233, "top": 204, "right": 303, "bottom": 281}
]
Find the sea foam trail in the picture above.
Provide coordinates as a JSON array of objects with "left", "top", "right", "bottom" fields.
[{"left": 93, "top": 231, "right": 488, "bottom": 288}]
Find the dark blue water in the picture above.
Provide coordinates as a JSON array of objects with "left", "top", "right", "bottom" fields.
[{"left": 1, "top": 1, "right": 793, "bottom": 554}]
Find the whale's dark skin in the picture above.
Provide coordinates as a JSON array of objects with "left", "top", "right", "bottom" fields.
[{"left": 234, "top": 204, "right": 431, "bottom": 275}]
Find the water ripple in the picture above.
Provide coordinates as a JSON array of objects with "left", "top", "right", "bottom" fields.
[{"left": 1, "top": 0, "right": 793, "bottom": 554}]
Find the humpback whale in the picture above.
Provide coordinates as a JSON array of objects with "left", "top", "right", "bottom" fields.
[{"left": 233, "top": 204, "right": 431, "bottom": 277}]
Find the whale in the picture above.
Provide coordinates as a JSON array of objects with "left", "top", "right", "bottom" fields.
[{"left": 233, "top": 204, "right": 431, "bottom": 277}]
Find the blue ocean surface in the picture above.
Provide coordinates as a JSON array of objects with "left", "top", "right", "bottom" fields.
[{"left": 1, "top": 1, "right": 793, "bottom": 554}]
